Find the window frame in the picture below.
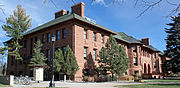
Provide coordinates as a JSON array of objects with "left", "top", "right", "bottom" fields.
[
  {"left": 133, "top": 57, "right": 138, "bottom": 66},
  {"left": 56, "top": 30, "right": 60, "bottom": 40},
  {"left": 62, "top": 29, "right": 66, "bottom": 39}
]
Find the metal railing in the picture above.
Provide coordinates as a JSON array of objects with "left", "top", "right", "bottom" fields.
[{"left": 14, "top": 76, "right": 33, "bottom": 85}]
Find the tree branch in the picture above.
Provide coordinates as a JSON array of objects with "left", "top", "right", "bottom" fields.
[{"left": 137, "top": 0, "right": 163, "bottom": 18}]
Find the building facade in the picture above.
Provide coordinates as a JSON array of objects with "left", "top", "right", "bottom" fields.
[{"left": 6, "top": 2, "right": 169, "bottom": 81}]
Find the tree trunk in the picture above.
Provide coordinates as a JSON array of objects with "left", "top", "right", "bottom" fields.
[
  {"left": 112, "top": 73, "right": 114, "bottom": 81},
  {"left": 14, "top": 39, "right": 19, "bottom": 76}
]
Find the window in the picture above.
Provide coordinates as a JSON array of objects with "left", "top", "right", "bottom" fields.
[
  {"left": 62, "top": 46, "right": 66, "bottom": 54},
  {"left": 84, "top": 47, "right": 87, "bottom": 59},
  {"left": 125, "top": 72, "right": 128, "bottom": 75},
  {"left": 93, "top": 32, "right": 96, "bottom": 41},
  {"left": 62, "top": 29, "right": 66, "bottom": 39},
  {"left": 24, "top": 40, "right": 27, "bottom": 48},
  {"left": 154, "top": 62, "right": 156, "bottom": 68},
  {"left": 84, "top": 29, "right": 87, "bottom": 39},
  {"left": 132, "top": 46, "right": 137, "bottom": 52},
  {"left": 101, "top": 35, "right": 104, "bottom": 43},
  {"left": 133, "top": 57, "right": 138, "bottom": 66},
  {"left": 56, "top": 30, "right": 60, "bottom": 40},
  {"left": 42, "top": 34, "right": 45, "bottom": 43},
  {"left": 93, "top": 49, "right": 97, "bottom": 61},
  {"left": 153, "top": 53, "right": 156, "bottom": 58},
  {"left": 47, "top": 33, "right": 51, "bottom": 42},
  {"left": 47, "top": 49, "right": 50, "bottom": 61}
]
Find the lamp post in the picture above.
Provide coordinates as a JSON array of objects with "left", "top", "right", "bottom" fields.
[{"left": 49, "top": 34, "right": 55, "bottom": 87}]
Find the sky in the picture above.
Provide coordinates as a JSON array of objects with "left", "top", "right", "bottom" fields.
[{"left": 0, "top": 0, "right": 179, "bottom": 62}]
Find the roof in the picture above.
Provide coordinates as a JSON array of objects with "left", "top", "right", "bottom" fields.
[
  {"left": 114, "top": 32, "right": 160, "bottom": 52},
  {"left": 24, "top": 13, "right": 117, "bottom": 36},
  {"left": 114, "top": 32, "right": 142, "bottom": 44},
  {"left": 9, "top": 13, "right": 161, "bottom": 52},
  {"left": 142, "top": 45, "right": 160, "bottom": 52}
]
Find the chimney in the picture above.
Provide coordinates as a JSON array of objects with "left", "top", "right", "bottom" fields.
[
  {"left": 71, "top": 2, "right": 85, "bottom": 17},
  {"left": 142, "top": 38, "right": 150, "bottom": 45},
  {"left": 55, "top": 9, "right": 67, "bottom": 19}
]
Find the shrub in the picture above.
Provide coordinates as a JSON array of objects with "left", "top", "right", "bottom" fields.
[
  {"left": 83, "top": 76, "right": 94, "bottom": 82},
  {"left": 139, "top": 80, "right": 144, "bottom": 83},
  {"left": 134, "top": 74, "right": 142, "bottom": 81},
  {"left": 125, "top": 75, "right": 134, "bottom": 81}
]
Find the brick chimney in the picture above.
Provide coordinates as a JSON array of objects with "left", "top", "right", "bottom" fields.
[
  {"left": 55, "top": 9, "right": 67, "bottom": 19},
  {"left": 71, "top": 2, "right": 85, "bottom": 17},
  {"left": 142, "top": 38, "right": 150, "bottom": 45}
]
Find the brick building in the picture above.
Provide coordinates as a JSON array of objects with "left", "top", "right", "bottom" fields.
[{"left": 6, "top": 2, "right": 169, "bottom": 81}]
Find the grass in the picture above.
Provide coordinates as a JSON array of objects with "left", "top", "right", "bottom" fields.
[
  {"left": 143, "top": 79, "right": 180, "bottom": 82},
  {"left": 0, "top": 83, "right": 10, "bottom": 87},
  {"left": 116, "top": 84, "right": 180, "bottom": 88}
]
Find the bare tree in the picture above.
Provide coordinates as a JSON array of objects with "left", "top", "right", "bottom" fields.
[
  {"left": 0, "top": 4, "right": 5, "bottom": 23},
  {"left": 44, "top": 0, "right": 179, "bottom": 17}
]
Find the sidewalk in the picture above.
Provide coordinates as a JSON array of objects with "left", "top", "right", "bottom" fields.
[{"left": 1, "top": 81, "right": 180, "bottom": 88}]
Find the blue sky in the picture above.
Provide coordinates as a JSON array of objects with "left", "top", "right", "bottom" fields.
[{"left": 0, "top": 0, "right": 179, "bottom": 53}]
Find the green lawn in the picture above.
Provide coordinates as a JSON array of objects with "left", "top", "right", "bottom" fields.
[
  {"left": 0, "top": 83, "right": 10, "bottom": 87},
  {"left": 144, "top": 79, "right": 180, "bottom": 82},
  {"left": 117, "top": 84, "right": 180, "bottom": 88}
]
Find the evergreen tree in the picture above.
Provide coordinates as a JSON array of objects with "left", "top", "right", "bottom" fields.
[
  {"left": 2, "top": 5, "right": 32, "bottom": 75},
  {"left": 30, "top": 40, "right": 47, "bottom": 66},
  {"left": 54, "top": 48, "right": 64, "bottom": 80},
  {"left": 164, "top": 13, "right": 180, "bottom": 73},
  {"left": 64, "top": 45, "right": 79, "bottom": 80},
  {"left": 98, "top": 34, "right": 129, "bottom": 80}
]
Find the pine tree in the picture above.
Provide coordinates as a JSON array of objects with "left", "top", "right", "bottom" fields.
[
  {"left": 30, "top": 40, "right": 47, "bottom": 66},
  {"left": 98, "top": 34, "right": 129, "bottom": 80},
  {"left": 164, "top": 13, "right": 180, "bottom": 73},
  {"left": 64, "top": 45, "right": 79, "bottom": 80},
  {"left": 54, "top": 48, "right": 64, "bottom": 80},
  {"left": 2, "top": 5, "right": 32, "bottom": 75}
]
